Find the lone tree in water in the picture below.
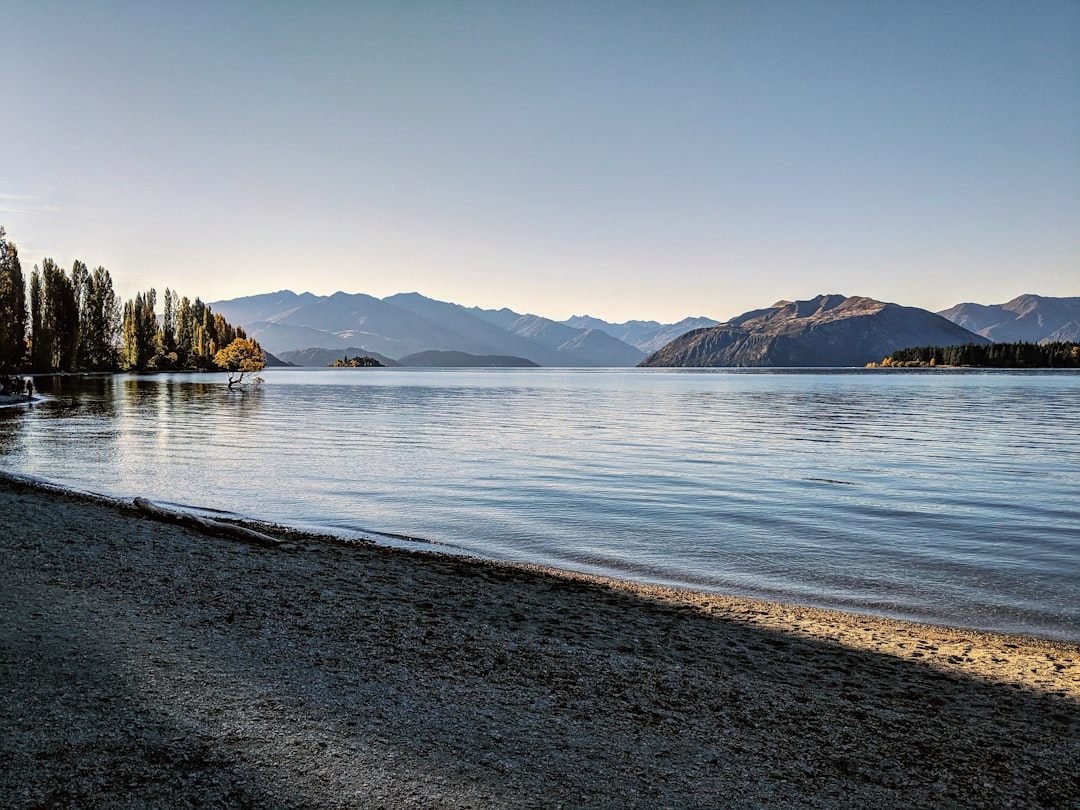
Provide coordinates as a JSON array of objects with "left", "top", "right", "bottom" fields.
[{"left": 214, "top": 337, "right": 266, "bottom": 389}]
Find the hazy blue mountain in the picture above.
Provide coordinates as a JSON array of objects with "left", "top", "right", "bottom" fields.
[
  {"left": 641, "top": 294, "right": 988, "bottom": 367},
  {"left": 396, "top": 293, "right": 647, "bottom": 366},
  {"left": 938, "top": 295, "right": 1080, "bottom": 344},
  {"left": 275, "top": 347, "right": 400, "bottom": 367},
  {"left": 382, "top": 293, "right": 569, "bottom": 365},
  {"left": 398, "top": 350, "right": 539, "bottom": 367},
  {"left": 468, "top": 307, "right": 569, "bottom": 343},
  {"left": 472, "top": 307, "right": 714, "bottom": 355},
  {"left": 551, "top": 328, "right": 648, "bottom": 366},
  {"left": 467, "top": 307, "right": 525, "bottom": 331},
  {"left": 214, "top": 291, "right": 493, "bottom": 359},
  {"left": 209, "top": 290, "right": 323, "bottom": 324},
  {"left": 212, "top": 290, "right": 647, "bottom": 366},
  {"left": 468, "top": 306, "right": 647, "bottom": 365},
  {"left": 505, "top": 314, "right": 582, "bottom": 348},
  {"left": 262, "top": 350, "right": 292, "bottom": 367},
  {"left": 1043, "top": 322, "right": 1080, "bottom": 342},
  {"left": 497, "top": 313, "right": 646, "bottom": 366},
  {"left": 244, "top": 322, "right": 351, "bottom": 355},
  {"left": 562, "top": 314, "right": 720, "bottom": 353}
]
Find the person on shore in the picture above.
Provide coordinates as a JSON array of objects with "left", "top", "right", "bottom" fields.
[{"left": 25, "top": 379, "right": 33, "bottom": 400}]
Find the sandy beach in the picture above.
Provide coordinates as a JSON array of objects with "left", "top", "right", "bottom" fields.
[{"left": 1, "top": 474, "right": 1077, "bottom": 808}]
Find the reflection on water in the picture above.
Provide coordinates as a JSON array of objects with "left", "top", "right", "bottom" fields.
[{"left": 1, "top": 368, "right": 1078, "bottom": 641}]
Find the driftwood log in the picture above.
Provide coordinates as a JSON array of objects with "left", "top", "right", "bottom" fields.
[{"left": 132, "top": 497, "right": 294, "bottom": 550}]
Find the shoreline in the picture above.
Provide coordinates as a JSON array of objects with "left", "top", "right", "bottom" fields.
[
  {"left": 0, "top": 393, "right": 36, "bottom": 407},
  {"left": 2, "top": 474, "right": 1078, "bottom": 806},
  {"left": 6, "top": 470, "right": 1075, "bottom": 646},
  {"left": 4, "top": 468, "right": 1079, "bottom": 671}
]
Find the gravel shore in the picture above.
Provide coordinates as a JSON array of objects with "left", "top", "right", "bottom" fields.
[{"left": 1, "top": 475, "right": 1077, "bottom": 808}]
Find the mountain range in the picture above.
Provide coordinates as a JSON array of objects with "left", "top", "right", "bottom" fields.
[
  {"left": 210, "top": 290, "right": 1077, "bottom": 368},
  {"left": 210, "top": 290, "right": 717, "bottom": 367},
  {"left": 937, "top": 294, "right": 1080, "bottom": 344}
]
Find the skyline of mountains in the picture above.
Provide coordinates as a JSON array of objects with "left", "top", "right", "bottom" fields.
[
  {"left": 210, "top": 290, "right": 1078, "bottom": 368},
  {"left": 210, "top": 290, "right": 719, "bottom": 367}
]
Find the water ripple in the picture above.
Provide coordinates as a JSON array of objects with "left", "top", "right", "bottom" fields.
[{"left": 2, "top": 368, "right": 1078, "bottom": 641}]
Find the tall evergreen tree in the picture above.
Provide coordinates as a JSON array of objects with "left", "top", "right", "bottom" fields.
[
  {"left": 161, "top": 287, "right": 177, "bottom": 356},
  {"left": 121, "top": 297, "right": 136, "bottom": 369},
  {"left": 175, "top": 295, "right": 194, "bottom": 367},
  {"left": 213, "top": 312, "right": 234, "bottom": 347},
  {"left": 40, "top": 259, "right": 79, "bottom": 371},
  {"left": 78, "top": 266, "right": 121, "bottom": 370},
  {"left": 0, "top": 227, "right": 27, "bottom": 372},
  {"left": 70, "top": 260, "right": 89, "bottom": 368},
  {"left": 122, "top": 290, "right": 159, "bottom": 370},
  {"left": 28, "top": 266, "right": 49, "bottom": 371}
]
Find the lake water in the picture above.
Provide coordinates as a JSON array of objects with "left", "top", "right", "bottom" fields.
[{"left": 2, "top": 368, "right": 1078, "bottom": 641}]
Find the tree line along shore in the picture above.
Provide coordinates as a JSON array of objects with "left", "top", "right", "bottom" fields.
[
  {"left": 869, "top": 341, "right": 1080, "bottom": 368},
  {"left": 0, "top": 226, "right": 263, "bottom": 384},
  {"left": 5, "top": 226, "right": 1078, "bottom": 375}
]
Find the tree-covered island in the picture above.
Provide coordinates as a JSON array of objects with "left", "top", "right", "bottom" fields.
[
  {"left": 329, "top": 354, "right": 384, "bottom": 367},
  {"left": 0, "top": 226, "right": 263, "bottom": 379}
]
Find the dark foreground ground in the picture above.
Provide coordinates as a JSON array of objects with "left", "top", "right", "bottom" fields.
[{"left": 1, "top": 475, "right": 1077, "bottom": 808}]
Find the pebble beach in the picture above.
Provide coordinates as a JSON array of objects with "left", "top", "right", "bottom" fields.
[{"left": 1, "top": 474, "right": 1077, "bottom": 808}]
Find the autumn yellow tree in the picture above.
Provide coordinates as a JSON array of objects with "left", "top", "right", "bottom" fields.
[{"left": 214, "top": 337, "right": 265, "bottom": 389}]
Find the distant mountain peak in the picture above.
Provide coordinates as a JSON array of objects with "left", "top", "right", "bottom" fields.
[
  {"left": 559, "top": 313, "right": 719, "bottom": 353},
  {"left": 938, "top": 294, "right": 1080, "bottom": 344},
  {"left": 641, "top": 293, "right": 986, "bottom": 368}
]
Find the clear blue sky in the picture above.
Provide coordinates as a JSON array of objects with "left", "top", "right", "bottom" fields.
[{"left": 3, "top": 0, "right": 1078, "bottom": 323}]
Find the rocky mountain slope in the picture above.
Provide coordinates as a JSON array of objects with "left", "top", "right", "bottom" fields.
[
  {"left": 938, "top": 294, "right": 1080, "bottom": 343},
  {"left": 640, "top": 294, "right": 988, "bottom": 367}
]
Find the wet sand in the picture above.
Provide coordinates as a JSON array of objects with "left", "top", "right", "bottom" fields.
[{"left": 1, "top": 474, "right": 1077, "bottom": 808}]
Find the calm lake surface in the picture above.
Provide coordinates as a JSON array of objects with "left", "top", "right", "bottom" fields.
[{"left": 2, "top": 368, "right": 1078, "bottom": 641}]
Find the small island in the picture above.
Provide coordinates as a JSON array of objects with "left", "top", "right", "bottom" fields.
[{"left": 328, "top": 355, "right": 385, "bottom": 367}]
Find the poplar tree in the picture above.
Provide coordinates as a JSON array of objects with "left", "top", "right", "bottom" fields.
[
  {"left": 78, "top": 266, "right": 121, "bottom": 370},
  {"left": 28, "top": 267, "right": 49, "bottom": 371},
  {"left": 0, "top": 227, "right": 27, "bottom": 371},
  {"left": 175, "top": 295, "right": 194, "bottom": 366},
  {"left": 161, "top": 288, "right": 177, "bottom": 356},
  {"left": 121, "top": 289, "right": 159, "bottom": 370},
  {"left": 70, "top": 260, "right": 89, "bottom": 368},
  {"left": 116, "top": 287, "right": 249, "bottom": 373},
  {"left": 44, "top": 260, "right": 79, "bottom": 371},
  {"left": 213, "top": 312, "right": 234, "bottom": 347}
]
